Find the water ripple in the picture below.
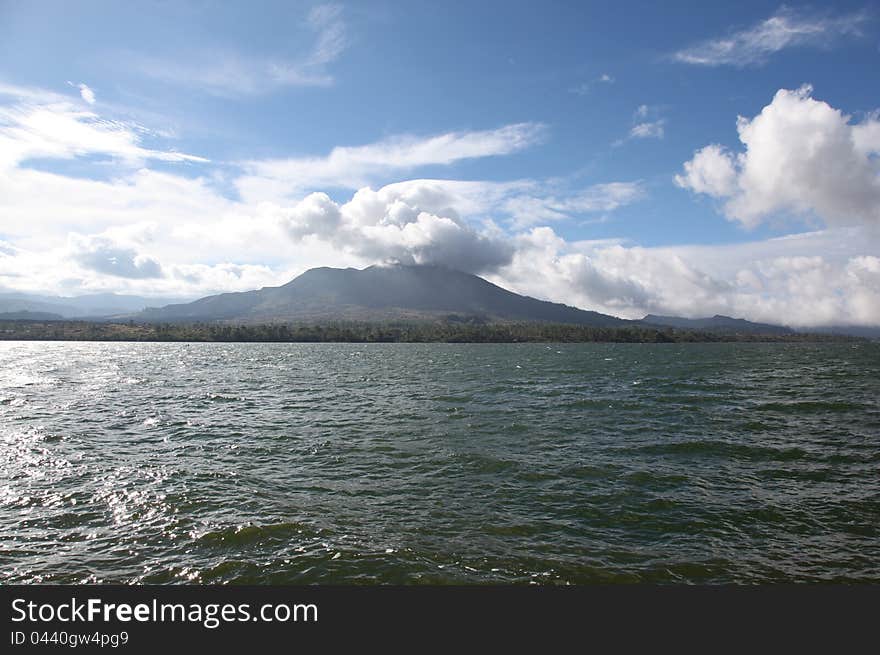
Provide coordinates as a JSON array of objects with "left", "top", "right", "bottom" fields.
[{"left": 0, "top": 341, "right": 878, "bottom": 584}]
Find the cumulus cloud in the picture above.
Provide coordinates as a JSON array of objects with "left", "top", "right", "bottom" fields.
[
  {"left": 674, "top": 144, "right": 737, "bottom": 197},
  {"left": 490, "top": 226, "right": 880, "bottom": 327},
  {"left": 277, "top": 183, "right": 880, "bottom": 328},
  {"left": 282, "top": 183, "right": 514, "bottom": 273},
  {"left": 676, "top": 85, "right": 880, "bottom": 228},
  {"left": 285, "top": 191, "right": 343, "bottom": 239},
  {"left": 280, "top": 178, "right": 644, "bottom": 269},
  {"left": 129, "top": 4, "right": 347, "bottom": 94},
  {"left": 2, "top": 80, "right": 878, "bottom": 327},
  {"left": 496, "top": 229, "right": 730, "bottom": 318},
  {"left": 673, "top": 7, "right": 868, "bottom": 66},
  {"left": 69, "top": 233, "right": 163, "bottom": 279}
]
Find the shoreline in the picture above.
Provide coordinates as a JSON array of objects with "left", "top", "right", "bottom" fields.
[{"left": 0, "top": 319, "right": 867, "bottom": 344}]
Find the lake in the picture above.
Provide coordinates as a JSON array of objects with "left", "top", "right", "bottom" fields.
[{"left": 2, "top": 341, "right": 878, "bottom": 583}]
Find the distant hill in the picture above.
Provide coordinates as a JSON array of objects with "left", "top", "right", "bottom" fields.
[
  {"left": 136, "top": 264, "right": 633, "bottom": 327},
  {"left": 0, "top": 310, "right": 64, "bottom": 321},
  {"left": 640, "top": 314, "right": 794, "bottom": 335},
  {"left": 0, "top": 292, "right": 188, "bottom": 318},
  {"left": 795, "top": 325, "right": 880, "bottom": 339}
]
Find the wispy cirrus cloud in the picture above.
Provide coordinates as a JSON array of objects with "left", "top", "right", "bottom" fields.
[
  {"left": 503, "top": 181, "right": 644, "bottom": 228},
  {"left": 629, "top": 120, "right": 665, "bottom": 139},
  {"left": 569, "top": 72, "right": 614, "bottom": 96},
  {"left": 66, "top": 81, "right": 96, "bottom": 105},
  {"left": 130, "top": 3, "right": 348, "bottom": 95},
  {"left": 235, "top": 122, "right": 547, "bottom": 201},
  {"left": 0, "top": 83, "right": 207, "bottom": 168},
  {"left": 673, "top": 6, "right": 869, "bottom": 67}
]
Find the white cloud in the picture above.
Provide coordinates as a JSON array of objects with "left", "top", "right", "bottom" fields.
[
  {"left": 281, "top": 183, "right": 515, "bottom": 273},
  {"left": 673, "top": 7, "right": 868, "bottom": 66},
  {"left": 630, "top": 120, "right": 665, "bottom": 139},
  {"left": 79, "top": 84, "right": 95, "bottom": 105},
  {"left": 0, "top": 84, "right": 207, "bottom": 168},
  {"left": 67, "top": 82, "right": 96, "bottom": 105},
  {"left": 503, "top": 182, "right": 643, "bottom": 227},
  {"left": 674, "top": 144, "right": 737, "bottom": 197},
  {"left": 569, "top": 73, "right": 614, "bottom": 96},
  {"left": 305, "top": 4, "right": 347, "bottom": 67},
  {"left": 130, "top": 4, "right": 347, "bottom": 95},
  {"left": 68, "top": 232, "right": 162, "bottom": 279},
  {"left": 490, "top": 226, "right": 880, "bottom": 327},
  {"left": 1, "top": 82, "right": 878, "bottom": 327},
  {"left": 276, "top": 176, "right": 643, "bottom": 232},
  {"left": 616, "top": 105, "right": 666, "bottom": 144},
  {"left": 676, "top": 85, "right": 880, "bottom": 228},
  {"left": 277, "top": 182, "right": 878, "bottom": 328},
  {"left": 236, "top": 122, "right": 546, "bottom": 202}
]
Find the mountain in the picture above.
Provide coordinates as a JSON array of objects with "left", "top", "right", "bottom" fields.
[
  {"left": 0, "top": 310, "right": 64, "bottom": 321},
  {"left": 0, "top": 292, "right": 189, "bottom": 319},
  {"left": 136, "top": 264, "right": 633, "bottom": 327},
  {"left": 795, "top": 325, "right": 880, "bottom": 339},
  {"left": 640, "top": 314, "right": 794, "bottom": 335}
]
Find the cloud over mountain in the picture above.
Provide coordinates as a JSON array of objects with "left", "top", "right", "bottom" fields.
[
  {"left": 0, "top": 79, "right": 877, "bottom": 328},
  {"left": 283, "top": 182, "right": 514, "bottom": 274}
]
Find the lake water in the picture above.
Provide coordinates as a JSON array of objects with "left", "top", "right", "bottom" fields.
[{"left": 1, "top": 341, "right": 878, "bottom": 584}]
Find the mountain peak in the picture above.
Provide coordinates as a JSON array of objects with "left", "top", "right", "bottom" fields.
[{"left": 138, "top": 264, "right": 631, "bottom": 326}]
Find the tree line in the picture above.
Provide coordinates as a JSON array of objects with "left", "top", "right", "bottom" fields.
[{"left": 0, "top": 319, "right": 861, "bottom": 343}]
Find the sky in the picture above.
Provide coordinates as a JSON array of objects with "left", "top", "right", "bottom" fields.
[{"left": 0, "top": 0, "right": 879, "bottom": 327}]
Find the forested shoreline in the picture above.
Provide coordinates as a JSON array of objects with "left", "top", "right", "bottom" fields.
[{"left": 0, "top": 319, "right": 863, "bottom": 343}]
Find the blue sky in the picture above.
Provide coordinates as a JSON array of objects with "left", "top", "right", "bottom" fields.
[{"left": 0, "top": 1, "right": 879, "bottom": 326}]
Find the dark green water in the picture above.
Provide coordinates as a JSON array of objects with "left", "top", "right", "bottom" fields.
[{"left": 1, "top": 341, "right": 878, "bottom": 584}]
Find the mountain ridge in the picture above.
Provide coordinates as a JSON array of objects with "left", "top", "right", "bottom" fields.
[
  {"left": 135, "top": 264, "right": 634, "bottom": 327},
  {"left": 641, "top": 313, "right": 794, "bottom": 335},
  {"left": 4, "top": 264, "right": 872, "bottom": 337},
  {"left": 0, "top": 291, "right": 189, "bottom": 319}
]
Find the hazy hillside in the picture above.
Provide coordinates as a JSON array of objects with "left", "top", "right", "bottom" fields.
[
  {"left": 0, "top": 292, "right": 188, "bottom": 318},
  {"left": 641, "top": 314, "right": 794, "bottom": 335}
]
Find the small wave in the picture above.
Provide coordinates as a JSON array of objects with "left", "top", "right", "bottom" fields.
[
  {"left": 484, "top": 523, "right": 542, "bottom": 536},
  {"left": 196, "top": 521, "right": 321, "bottom": 547},
  {"left": 755, "top": 400, "right": 865, "bottom": 414},
  {"left": 624, "top": 471, "right": 689, "bottom": 487},
  {"left": 206, "top": 392, "right": 243, "bottom": 402},
  {"left": 561, "top": 464, "right": 618, "bottom": 479},
  {"left": 452, "top": 452, "right": 520, "bottom": 474},
  {"left": 741, "top": 421, "right": 775, "bottom": 432},
  {"left": 635, "top": 440, "right": 808, "bottom": 461},
  {"left": 565, "top": 398, "right": 615, "bottom": 409},
  {"left": 433, "top": 394, "right": 473, "bottom": 403}
]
